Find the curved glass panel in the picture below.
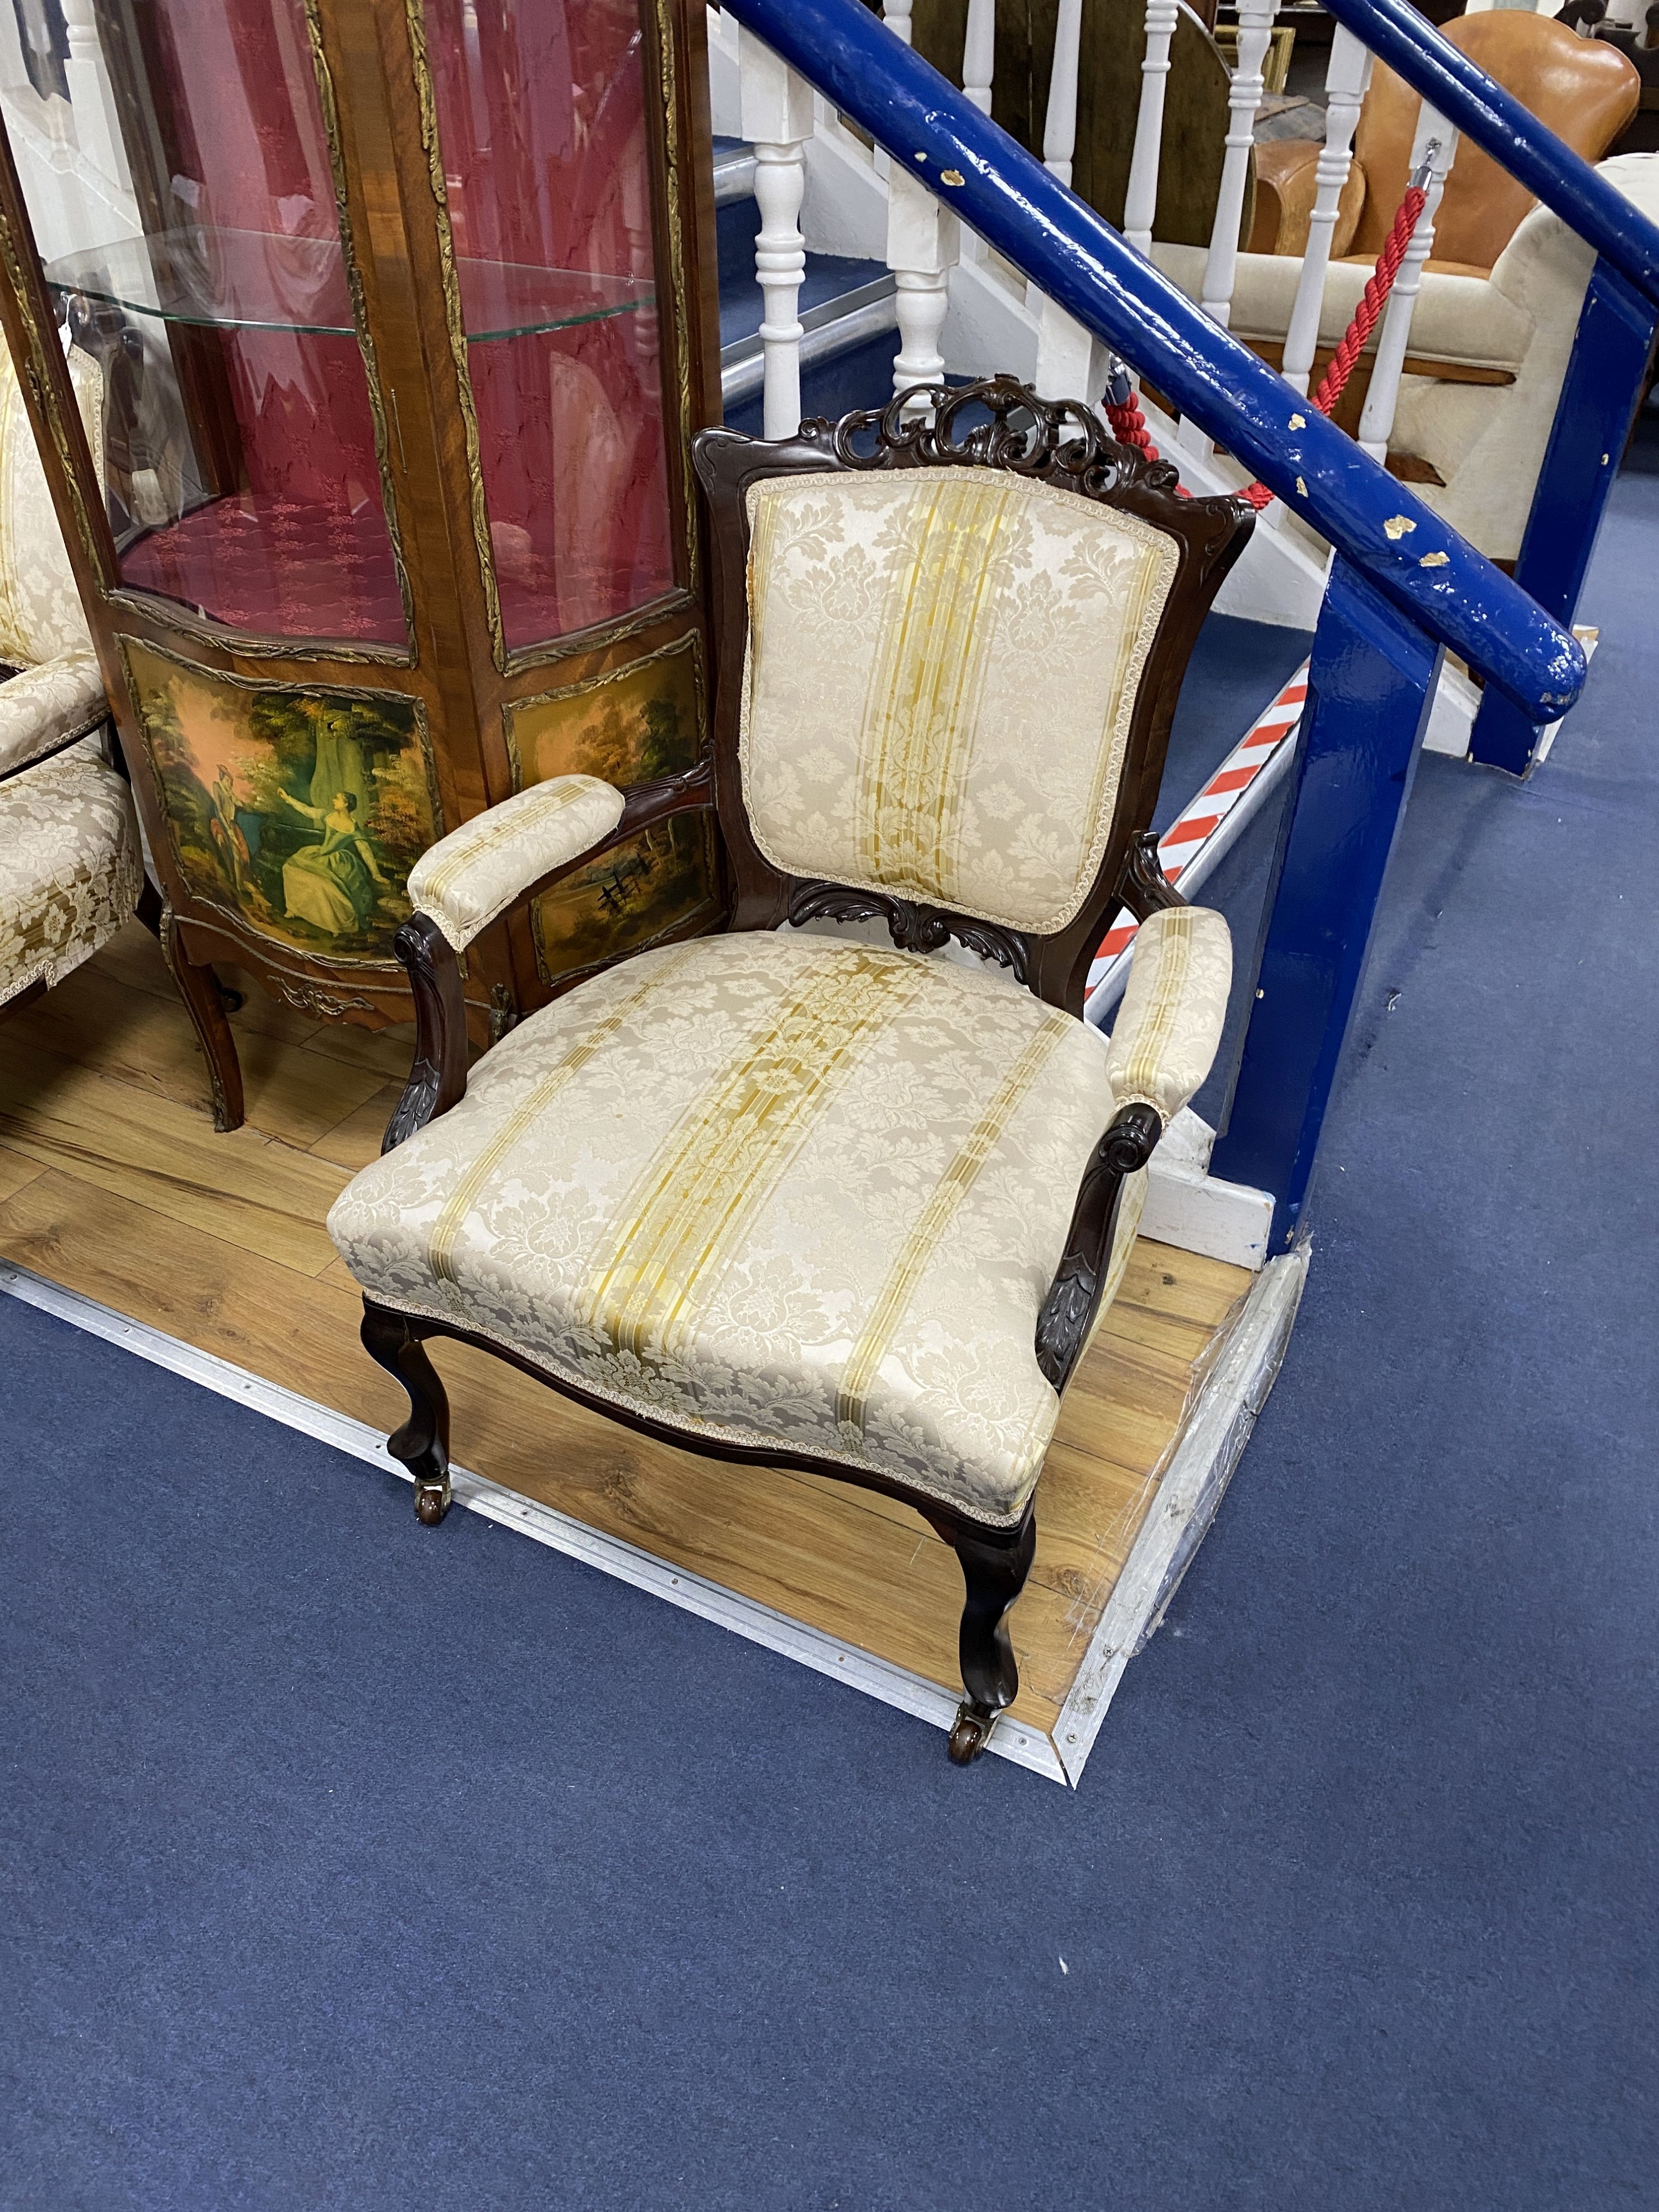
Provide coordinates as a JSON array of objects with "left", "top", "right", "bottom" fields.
[
  {"left": 1, "top": 0, "right": 404, "bottom": 644},
  {"left": 422, "top": 0, "right": 677, "bottom": 650}
]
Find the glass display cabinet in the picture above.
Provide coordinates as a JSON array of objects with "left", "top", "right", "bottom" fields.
[{"left": 0, "top": 0, "right": 722, "bottom": 1125}]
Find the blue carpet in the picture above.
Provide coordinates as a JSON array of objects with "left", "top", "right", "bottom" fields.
[{"left": 3, "top": 489, "right": 1655, "bottom": 2209}]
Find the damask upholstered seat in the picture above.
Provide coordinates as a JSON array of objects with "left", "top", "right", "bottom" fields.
[
  {"left": 326, "top": 380, "right": 1255, "bottom": 1764},
  {"left": 0, "top": 339, "right": 142, "bottom": 1014},
  {"left": 330, "top": 917, "right": 1227, "bottom": 1525}
]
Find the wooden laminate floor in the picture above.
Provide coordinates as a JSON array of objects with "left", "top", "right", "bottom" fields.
[{"left": 0, "top": 925, "right": 1253, "bottom": 1743}]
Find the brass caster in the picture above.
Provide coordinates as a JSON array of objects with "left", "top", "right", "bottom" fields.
[
  {"left": 948, "top": 1703, "right": 995, "bottom": 1766},
  {"left": 414, "top": 1480, "right": 451, "bottom": 1526}
]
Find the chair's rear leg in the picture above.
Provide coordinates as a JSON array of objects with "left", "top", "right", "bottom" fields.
[
  {"left": 942, "top": 1507, "right": 1037, "bottom": 1766},
  {"left": 361, "top": 1301, "right": 452, "bottom": 1526}
]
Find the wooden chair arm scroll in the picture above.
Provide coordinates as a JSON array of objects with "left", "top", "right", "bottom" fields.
[
  {"left": 382, "top": 758, "right": 715, "bottom": 1154},
  {"left": 1035, "top": 832, "right": 1232, "bottom": 1390},
  {"left": 1035, "top": 1098, "right": 1163, "bottom": 1392}
]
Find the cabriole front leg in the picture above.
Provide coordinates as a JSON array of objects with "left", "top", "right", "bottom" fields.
[
  {"left": 942, "top": 1509, "right": 1037, "bottom": 1765},
  {"left": 361, "top": 1300, "right": 453, "bottom": 1526}
]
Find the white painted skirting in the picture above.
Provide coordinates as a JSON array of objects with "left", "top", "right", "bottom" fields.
[
  {"left": 1, "top": 1244, "right": 1305, "bottom": 1786},
  {"left": 1047, "top": 1244, "right": 1308, "bottom": 1781}
]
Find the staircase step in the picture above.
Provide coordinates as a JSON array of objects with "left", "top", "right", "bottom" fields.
[
  {"left": 721, "top": 272, "right": 897, "bottom": 406},
  {"left": 723, "top": 326, "right": 902, "bottom": 439}
]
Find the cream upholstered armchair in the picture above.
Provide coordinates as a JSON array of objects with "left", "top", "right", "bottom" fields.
[
  {"left": 326, "top": 380, "right": 1250, "bottom": 1765},
  {"left": 0, "top": 339, "right": 143, "bottom": 1018}
]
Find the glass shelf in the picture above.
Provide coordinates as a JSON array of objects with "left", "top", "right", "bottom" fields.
[{"left": 42, "top": 228, "right": 655, "bottom": 343}]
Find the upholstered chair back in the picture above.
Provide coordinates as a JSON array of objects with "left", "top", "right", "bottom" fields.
[
  {"left": 0, "top": 342, "right": 101, "bottom": 669},
  {"left": 739, "top": 467, "right": 1180, "bottom": 936}
]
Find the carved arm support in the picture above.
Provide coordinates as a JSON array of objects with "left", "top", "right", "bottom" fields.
[
  {"left": 1035, "top": 865, "right": 1234, "bottom": 1391},
  {"left": 382, "top": 759, "right": 715, "bottom": 1152}
]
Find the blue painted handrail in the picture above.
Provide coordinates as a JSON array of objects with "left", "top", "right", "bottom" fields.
[
  {"left": 1322, "top": 0, "right": 1659, "bottom": 307},
  {"left": 717, "top": 0, "right": 1584, "bottom": 726}
]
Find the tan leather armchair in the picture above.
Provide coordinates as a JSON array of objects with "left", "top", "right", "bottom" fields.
[{"left": 1251, "top": 12, "right": 1640, "bottom": 269}]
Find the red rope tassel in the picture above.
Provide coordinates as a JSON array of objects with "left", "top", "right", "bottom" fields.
[{"left": 1105, "top": 176, "right": 1431, "bottom": 513}]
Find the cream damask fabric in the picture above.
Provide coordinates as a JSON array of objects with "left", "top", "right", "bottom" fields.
[
  {"left": 1104, "top": 905, "right": 1233, "bottom": 1124},
  {"left": 0, "top": 735, "right": 140, "bottom": 1005},
  {"left": 0, "top": 648, "right": 106, "bottom": 779},
  {"left": 409, "top": 774, "right": 625, "bottom": 951},
  {"left": 0, "top": 343, "right": 102, "bottom": 669},
  {"left": 331, "top": 931, "right": 1144, "bottom": 1525},
  {"left": 740, "top": 468, "right": 1180, "bottom": 934}
]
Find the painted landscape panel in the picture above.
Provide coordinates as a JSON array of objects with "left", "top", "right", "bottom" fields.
[
  {"left": 124, "top": 640, "right": 437, "bottom": 964},
  {"left": 508, "top": 637, "right": 723, "bottom": 988}
]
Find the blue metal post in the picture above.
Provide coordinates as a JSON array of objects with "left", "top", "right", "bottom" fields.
[
  {"left": 1210, "top": 560, "right": 1443, "bottom": 1249},
  {"left": 1470, "top": 260, "right": 1658, "bottom": 777}
]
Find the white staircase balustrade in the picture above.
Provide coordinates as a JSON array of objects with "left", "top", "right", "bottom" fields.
[
  {"left": 1281, "top": 25, "right": 1374, "bottom": 398},
  {"left": 1125, "top": 0, "right": 1181, "bottom": 257},
  {"left": 889, "top": 165, "right": 959, "bottom": 411},
  {"left": 1031, "top": 0, "right": 1097, "bottom": 398},
  {"left": 1200, "top": 0, "right": 1279, "bottom": 328},
  {"left": 962, "top": 0, "right": 997, "bottom": 116},
  {"left": 882, "top": 0, "right": 913, "bottom": 44},
  {"left": 1041, "top": 0, "right": 1086, "bottom": 191},
  {"left": 739, "top": 29, "right": 813, "bottom": 439},
  {"left": 1357, "top": 114, "right": 1458, "bottom": 458}
]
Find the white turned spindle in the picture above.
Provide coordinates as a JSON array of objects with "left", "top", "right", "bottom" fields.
[
  {"left": 60, "top": 0, "right": 131, "bottom": 187},
  {"left": 1357, "top": 115, "right": 1457, "bottom": 458},
  {"left": 884, "top": 0, "right": 914, "bottom": 45},
  {"left": 1282, "top": 25, "right": 1373, "bottom": 397},
  {"left": 739, "top": 31, "right": 812, "bottom": 440},
  {"left": 1199, "top": 0, "right": 1278, "bottom": 327},
  {"left": 1042, "top": 0, "right": 1086, "bottom": 188},
  {"left": 962, "top": 0, "right": 996, "bottom": 112},
  {"left": 888, "top": 165, "right": 959, "bottom": 414},
  {"left": 1124, "top": 0, "right": 1180, "bottom": 256}
]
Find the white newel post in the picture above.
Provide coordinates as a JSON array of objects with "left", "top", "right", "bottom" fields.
[
  {"left": 1199, "top": 0, "right": 1278, "bottom": 327},
  {"left": 1124, "top": 0, "right": 1180, "bottom": 256},
  {"left": 1281, "top": 25, "right": 1374, "bottom": 397},
  {"left": 740, "top": 31, "right": 812, "bottom": 440},
  {"left": 888, "top": 165, "right": 959, "bottom": 413},
  {"left": 1357, "top": 115, "right": 1457, "bottom": 458}
]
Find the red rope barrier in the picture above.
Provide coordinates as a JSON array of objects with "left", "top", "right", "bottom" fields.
[{"left": 1103, "top": 178, "right": 1430, "bottom": 514}]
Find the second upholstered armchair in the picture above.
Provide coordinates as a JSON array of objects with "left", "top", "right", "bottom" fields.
[
  {"left": 324, "top": 379, "right": 1249, "bottom": 1765},
  {"left": 0, "top": 337, "right": 145, "bottom": 1021}
]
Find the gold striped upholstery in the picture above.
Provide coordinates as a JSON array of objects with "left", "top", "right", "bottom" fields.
[
  {"left": 740, "top": 468, "right": 1178, "bottom": 934},
  {"left": 408, "top": 774, "right": 625, "bottom": 951},
  {"left": 329, "top": 931, "right": 1136, "bottom": 1525},
  {"left": 1104, "top": 906, "right": 1234, "bottom": 1123}
]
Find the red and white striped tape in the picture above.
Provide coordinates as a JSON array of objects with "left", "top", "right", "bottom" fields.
[{"left": 1084, "top": 660, "right": 1310, "bottom": 1017}]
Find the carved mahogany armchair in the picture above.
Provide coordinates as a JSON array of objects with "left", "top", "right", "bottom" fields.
[
  {"left": 0, "top": 340, "right": 145, "bottom": 1019},
  {"left": 327, "top": 379, "right": 1252, "bottom": 1764}
]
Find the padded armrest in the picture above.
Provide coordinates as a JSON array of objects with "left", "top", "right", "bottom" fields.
[
  {"left": 407, "top": 774, "right": 626, "bottom": 951},
  {"left": 0, "top": 648, "right": 105, "bottom": 779},
  {"left": 1104, "top": 905, "right": 1233, "bottom": 1124}
]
